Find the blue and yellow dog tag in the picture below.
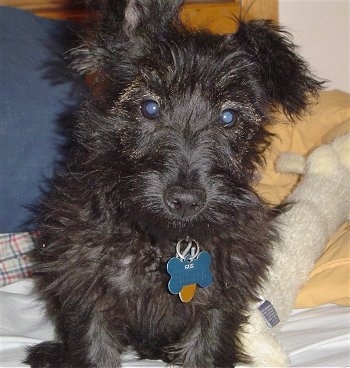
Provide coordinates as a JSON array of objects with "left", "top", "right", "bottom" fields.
[{"left": 166, "top": 237, "right": 213, "bottom": 302}]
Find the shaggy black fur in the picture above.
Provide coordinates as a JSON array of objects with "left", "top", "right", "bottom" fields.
[{"left": 25, "top": 1, "right": 322, "bottom": 367}]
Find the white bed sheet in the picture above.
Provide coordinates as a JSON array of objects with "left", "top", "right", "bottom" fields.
[{"left": 1, "top": 280, "right": 349, "bottom": 367}]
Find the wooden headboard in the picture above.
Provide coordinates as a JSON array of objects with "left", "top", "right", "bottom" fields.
[{"left": 0, "top": 0, "right": 278, "bottom": 33}]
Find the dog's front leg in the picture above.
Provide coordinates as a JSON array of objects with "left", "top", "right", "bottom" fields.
[
  {"left": 172, "top": 308, "right": 237, "bottom": 368},
  {"left": 25, "top": 310, "right": 125, "bottom": 368},
  {"left": 80, "top": 310, "right": 126, "bottom": 368}
]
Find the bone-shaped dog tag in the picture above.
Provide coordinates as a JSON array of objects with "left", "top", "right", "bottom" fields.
[{"left": 167, "top": 251, "right": 213, "bottom": 302}]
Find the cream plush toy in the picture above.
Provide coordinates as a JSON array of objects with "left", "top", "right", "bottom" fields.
[{"left": 238, "top": 132, "right": 350, "bottom": 367}]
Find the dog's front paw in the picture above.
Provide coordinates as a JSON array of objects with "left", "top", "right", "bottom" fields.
[{"left": 23, "top": 341, "right": 69, "bottom": 368}]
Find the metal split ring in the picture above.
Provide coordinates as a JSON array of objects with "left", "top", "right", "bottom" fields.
[{"left": 176, "top": 236, "right": 200, "bottom": 261}]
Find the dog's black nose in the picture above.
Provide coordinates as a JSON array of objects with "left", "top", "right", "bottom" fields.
[{"left": 164, "top": 185, "right": 206, "bottom": 218}]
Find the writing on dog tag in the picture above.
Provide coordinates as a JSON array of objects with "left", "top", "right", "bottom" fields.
[
  {"left": 167, "top": 250, "right": 213, "bottom": 303},
  {"left": 258, "top": 299, "right": 280, "bottom": 328}
]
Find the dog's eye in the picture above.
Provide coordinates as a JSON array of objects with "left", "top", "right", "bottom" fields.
[
  {"left": 140, "top": 99, "right": 160, "bottom": 119},
  {"left": 218, "top": 108, "right": 238, "bottom": 128}
]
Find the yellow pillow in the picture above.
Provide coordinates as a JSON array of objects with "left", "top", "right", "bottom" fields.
[{"left": 256, "top": 90, "right": 350, "bottom": 308}]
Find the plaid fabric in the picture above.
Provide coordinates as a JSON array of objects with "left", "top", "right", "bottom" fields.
[{"left": 0, "top": 232, "right": 37, "bottom": 286}]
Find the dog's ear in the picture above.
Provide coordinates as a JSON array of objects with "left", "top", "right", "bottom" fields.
[
  {"left": 71, "top": 0, "right": 185, "bottom": 76},
  {"left": 87, "top": 0, "right": 185, "bottom": 38},
  {"left": 121, "top": 0, "right": 185, "bottom": 38},
  {"left": 235, "top": 20, "right": 324, "bottom": 119}
]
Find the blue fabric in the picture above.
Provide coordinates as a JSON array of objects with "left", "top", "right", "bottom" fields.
[{"left": 0, "top": 7, "right": 87, "bottom": 232}]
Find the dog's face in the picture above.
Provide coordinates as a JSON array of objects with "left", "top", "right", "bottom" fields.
[{"left": 72, "top": 0, "right": 321, "bottom": 241}]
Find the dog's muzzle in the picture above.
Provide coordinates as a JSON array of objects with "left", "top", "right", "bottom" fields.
[{"left": 164, "top": 185, "right": 206, "bottom": 218}]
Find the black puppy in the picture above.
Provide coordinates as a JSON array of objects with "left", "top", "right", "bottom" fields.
[{"left": 25, "top": 1, "right": 322, "bottom": 367}]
